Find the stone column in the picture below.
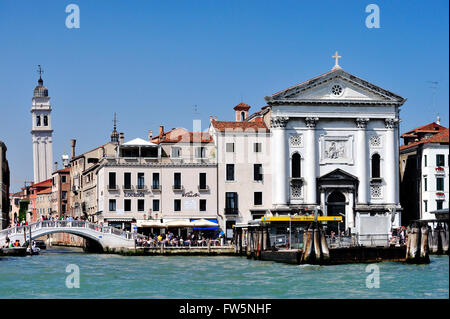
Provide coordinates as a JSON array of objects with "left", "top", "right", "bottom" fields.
[
  {"left": 271, "top": 116, "right": 289, "bottom": 206},
  {"left": 304, "top": 117, "right": 319, "bottom": 205},
  {"left": 385, "top": 118, "right": 398, "bottom": 204},
  {"left": 356, "top": 118, "right": 369, "bottom": 204}
]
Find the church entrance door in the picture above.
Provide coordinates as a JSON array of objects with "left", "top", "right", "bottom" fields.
[{"left": 326, "top": 191, "right": 346, "bottom": 235}]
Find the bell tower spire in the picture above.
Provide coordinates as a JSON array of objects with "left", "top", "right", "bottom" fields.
[
  {"left": 110, "top": 113, "right": 119, "bottom": 143},
  {"left": 31, "top": 65, "right": 53, "bottom": 183}
]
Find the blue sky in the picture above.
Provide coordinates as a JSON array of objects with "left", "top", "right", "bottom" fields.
[{"left": 0, "top": 0, "right": 448, "bottom": 192}]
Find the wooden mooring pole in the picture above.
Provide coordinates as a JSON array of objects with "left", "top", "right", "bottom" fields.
[{"left": 405, "top": 222, "right": 430, "bottom": 264}]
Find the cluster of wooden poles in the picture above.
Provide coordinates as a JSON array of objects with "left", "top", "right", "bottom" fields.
[
  {"left": 428, "top": 224, "right": 449, "bottom": 255},
  {"left": 405, "top": 222, "right": 431, "bottom": 264},
  {"left": 300, "top": 222, "right": 330, "bottom": 264}
]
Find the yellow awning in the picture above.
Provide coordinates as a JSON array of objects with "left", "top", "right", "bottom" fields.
[{"left": 261, "top": 216, "right": 342, "bottom": 222}]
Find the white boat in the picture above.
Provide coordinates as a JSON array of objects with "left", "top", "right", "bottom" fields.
[{"left": 26, "top": 246, "right": 41, "bottom": 255}]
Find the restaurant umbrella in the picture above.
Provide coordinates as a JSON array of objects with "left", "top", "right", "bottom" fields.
[
  {"left": 191, "top": 219, "right": 219, "bottom": 227},
  {"left": 164, "top": 219, "right": 193, "bottom": 228}
]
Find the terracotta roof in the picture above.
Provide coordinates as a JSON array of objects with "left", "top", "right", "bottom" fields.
[
  {"left": 211, "top": 119, "right": 269, "bottom": 132},
  {"left": 233, "top": 102, "right": 251, "bottom": 111},
  {"left": 54, "top": 167, "right": 70, "bottom": 174},
  {"left": 400, "top": 128, "right": 449, "bottom": 151},
  {"left": 152, "top": 128, "right": 213, "bottom": 144},
  {"left": 31, "top": 179, "right": 52, "bottom": 188},
  {"left": 403, "top": 122, "right": 446, "bottom": 135}
]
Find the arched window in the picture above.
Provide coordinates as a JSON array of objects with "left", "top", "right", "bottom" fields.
[
  {"left": 240, "top": 112, "right": 246, "bottom": 121},
  {"left": 43, "top": 115, "right": 48, "bottom": 126},
  {"left": 291, "top": 153, "right": 301, "bottom": 178},
  {"left": 371, "top": 153, "right": 381, "bottom": 178},
  {"left": 36, "top": 115, "right": 41, "bottom": 126}
]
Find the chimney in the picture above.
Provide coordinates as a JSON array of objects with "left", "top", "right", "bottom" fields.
[
  {"left": 70, "top": 139, "right": 76, "bottom": 158},
  {"left": 159, "top": 126, "right": 164, "bottom": 138},
  {"left": 54, "top": 162, "right": 58, "bottom": 172},
  {"left": 437, "top": 115, "right": 441, "bottom": 125},
  {"left": 148, "top": 130, "right": 153, "bottom": 141},
  {"left": 209, "top": 116, "right": 213, "bottom": 122},
  {"left": 119, "top": 132, "right": 125, "bottom": 144}
]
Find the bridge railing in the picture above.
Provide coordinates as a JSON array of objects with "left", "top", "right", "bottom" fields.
[{"left": 1, "top": 220, "right": 148, "bottom": 241}]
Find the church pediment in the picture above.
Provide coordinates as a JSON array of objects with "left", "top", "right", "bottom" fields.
[
  {"left": 265, "top": 68, "right": 405, "bottom": 106},
  {"left": 318, "top": 168, "right": 358, "bottom": 182}
]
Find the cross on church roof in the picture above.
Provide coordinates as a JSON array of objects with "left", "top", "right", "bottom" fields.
[
  {"left": 332, "top": 51, "right": 342, "bottom": 69},
  {"left": 37, "top": 65, "right": 44, "bottom": 77}
]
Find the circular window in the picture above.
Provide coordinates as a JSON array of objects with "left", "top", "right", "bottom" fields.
[{"left": 331, "top": 84, "right": 343, "bottom": 96}]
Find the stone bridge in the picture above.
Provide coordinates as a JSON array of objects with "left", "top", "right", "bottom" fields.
[{"left": 0, "top": 220, "right": 146, "bottom": 251}]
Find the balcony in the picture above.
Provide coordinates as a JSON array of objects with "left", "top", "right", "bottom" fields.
[
  {"left": 370, "top": 177, "right": 383, "bottom": 184},
  {"left": 107, "top": 184, "right": 118, "bottom": 191},
  {"left": 122, "top": 184, "right": 133, "bottom": 191},
  {"left": 172, "top": 185, "right": 183, "bottom": 192},
  {"left": 224, "top": 208, "right": 238, "bottom": 215},
  {"left": 151, "top": 184, "right": 161, "bottom": 192},
  {"left": 136, "top": 184, "right": 147, "bottom": 191},
  {"left": 198, "top": 185, "right": 209, "bottom": 192}
]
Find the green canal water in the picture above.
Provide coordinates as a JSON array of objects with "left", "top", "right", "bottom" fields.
[{"left": 0, "top": 247, "right": 448, "bottom": 298}]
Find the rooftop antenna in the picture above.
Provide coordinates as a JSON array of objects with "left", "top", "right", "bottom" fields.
[
  {"left": 193, "top": 104, "right": 200, "bottom": 116},
  {"left": 427, "top": 81, "right": 439, "bottom": 122}
]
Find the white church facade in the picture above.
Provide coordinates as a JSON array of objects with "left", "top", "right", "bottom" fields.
[
  {"left": 265, "top": 58, "right": 406, "bottom": 237},
  {"left": 31, "top": 68, "right": 53, "bottom": 184}
]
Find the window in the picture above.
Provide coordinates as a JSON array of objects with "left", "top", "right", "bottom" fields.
[
  {"left": 226, "top": 143, "right": 235, "bottom": 152},
  {"left": 226, "top": 164, "right": 235, "bottom": 181},
  {"left": 424, "top": 155, "right": 427, "bottom": 167},
  {"left": 61, "top": 191, "right": 67, "bottom": 200},
  {"left": 124, "top": 199, "right": 131, "bottom": 212},
  {"left": 424, "top": 177, "right": 427, "bottom": 191},
  {"left": 436, "top": 200, "right": 444, "bottom": 210},
  {"left": 62, "top": 204, "right": 66, "bottom": 214},
  {"left": 199, "top": 173, "right": 207, "bottom": 189},
  {"left": 36, "top": 115, "right": 41, "bottom": 126},
  {"left": 291, "top": 153, "right": 301, "bottom": 178},
  {"left": 109, "top": 199, "right": 116, "bottom": 211},
  {"left": 61, "top": 175, "right": 67, "bottom": 183},
  {"left": 254, "top": 143, "right": 262, "bottom": 153},
  {"left": 196, "top": 147, "right": 206, "bottom": 158},
  {"left": 254, "top": 192, "right": 263, "bottom": 206},
  {"left": 137, "top": 173, "right": 145, "bottom": 189},
  {"left": 43, "top": 115, "right": 48, "bottom": 126},
  {"left": 153, "top": 199, "right": 160, "bottom": 211},
  {"left": 174, "top": 199, "right": 181, "bottom": 211},
  {"left": 152, "top": 173, "right": 160, "bottom": 189},
  {"left": 241, "top": 112, "right": 246, "bottom": 121},
  {"left": 171, "top": 147, "right": 181, "bottom": 158},
  {"left": 200, "top": 199, "right": 207, "bottom": 211},
  {"left": 436, "top": 154, "right": 445, "bottom": 167},
  {"left": 225, "top": 192, "right": 238, "bottom": 213},
  {"left": 436, "top": 177, "right": 444, "bottom": 191},
  {"left": 174, "top": 172, "right": 181, "bottom": 189},
  {"left": 137, "top": 199, "right": 145, "bottom": 211},
  {"left": 253, "top": 164, "right": 263, "bottom": 181},
  {"left": 424, "top": 200, "right": 428, "bottom": 212},
  {"left": 124, "top": 172, "right": 131, "bottom": 189},
  {"left": 371, "top": 154, "right": 381, "bottom": 178},
  {"left": 109, "top": 172, "right": 116, "bottom": 189}
]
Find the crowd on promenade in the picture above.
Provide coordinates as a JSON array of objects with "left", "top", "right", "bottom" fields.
[{"left": 136, "top": 232, "right": 227, "bottom": 248}]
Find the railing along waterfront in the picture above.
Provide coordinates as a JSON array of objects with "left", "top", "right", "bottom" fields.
[
  {"left": 0, "top": 220, "right": 147, "bottom": 241},
  {"left": 263, "top": 231, "right": 393, "bottom": 250}
]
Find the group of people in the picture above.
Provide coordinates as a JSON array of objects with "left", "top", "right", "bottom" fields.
[
  {"left": 136, "top": 232, "right": 226, "bottom": 248},
  {"left": 390, "top": 226, "right": 407, "bottom": 245},
  {"left": 2, "top": 237, "right": 21, "bottom": 248}
]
